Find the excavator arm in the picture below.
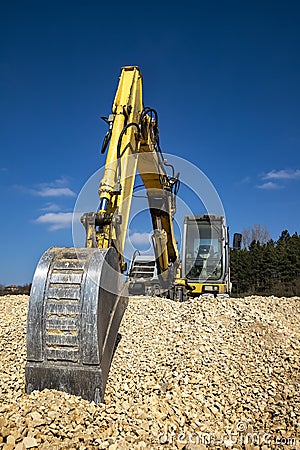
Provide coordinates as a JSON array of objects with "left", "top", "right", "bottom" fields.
[
  {"left": 138, "top": 141, "right": 180, "bottom": 288},
  {"left": 82, "top": 66, "right": 179, "bottom": 285},
  {"left": 26, "top": 66, "right": 180, "bottom": 403}
]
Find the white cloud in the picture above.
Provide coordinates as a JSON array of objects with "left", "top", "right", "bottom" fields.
[
  {"left": 31, "top": 178, "right": 78, "bottom": 230},
  {"left": 51, "top": 176, "right": 72, "bottom": 186},
  {"left": 263, "top": 169, "right": 300, "bottom": 180},
  {"left": 256, "top": 182, "right": 283, "bottom": 190},
  {"left": 40, "top": 203, "right": 61, "bottom": 212},
  {"left": 129, "top": 232, "right": 151, "bottom": 246},
  {"left": 17, "top": 176, "right": 76, "bottom": 198},
  {"left": 35, "top": 187, "right": 76, "bottom": 197},
  {"left": 35, "top": 212, "right": 75, "bottom": 230}
]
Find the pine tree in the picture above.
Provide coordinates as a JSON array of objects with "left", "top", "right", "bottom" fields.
[{"left": 230, "top": 228, "right": 300, "bottom": 296}]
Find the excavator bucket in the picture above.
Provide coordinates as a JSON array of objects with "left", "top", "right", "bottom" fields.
[{"left": 25, "top": 246, "right": 127, "bottom": 404}]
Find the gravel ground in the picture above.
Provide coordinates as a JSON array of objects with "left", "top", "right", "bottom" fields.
[{"left": 0, "top": 294, "right": 299, "bottom": 450}]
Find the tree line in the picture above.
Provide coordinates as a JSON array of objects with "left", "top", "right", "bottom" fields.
[
  {"left": 0, "top": 284, "right": 31, "bottom": 296},
  {"left": 230, "top": 228, "right": 300, "bottom": 297}
]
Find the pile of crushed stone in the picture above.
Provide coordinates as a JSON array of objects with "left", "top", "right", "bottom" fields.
[{"left": 0, "top": 294, "right": 299, "bottom": 449}]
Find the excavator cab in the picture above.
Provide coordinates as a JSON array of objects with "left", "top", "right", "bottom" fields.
[{"left": 181, "top": 214, "right": 230, "bottom": 296}]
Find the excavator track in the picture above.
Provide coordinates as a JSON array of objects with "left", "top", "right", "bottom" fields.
[{"left": 25, "top": 246, "right": 127, "bottom": 404}]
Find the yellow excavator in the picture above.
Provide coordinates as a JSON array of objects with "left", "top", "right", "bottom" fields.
[{"left": 26, "top": 66, "right": 238, "bottom": 404}]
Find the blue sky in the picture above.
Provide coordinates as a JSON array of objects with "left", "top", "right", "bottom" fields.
[{"left": 1, "top": 1, "right": 300, "bottom": 284}]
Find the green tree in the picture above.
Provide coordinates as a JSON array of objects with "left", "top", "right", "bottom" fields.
[{"left": 230, "top": 228, "right": 300, "bottom": 297}]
